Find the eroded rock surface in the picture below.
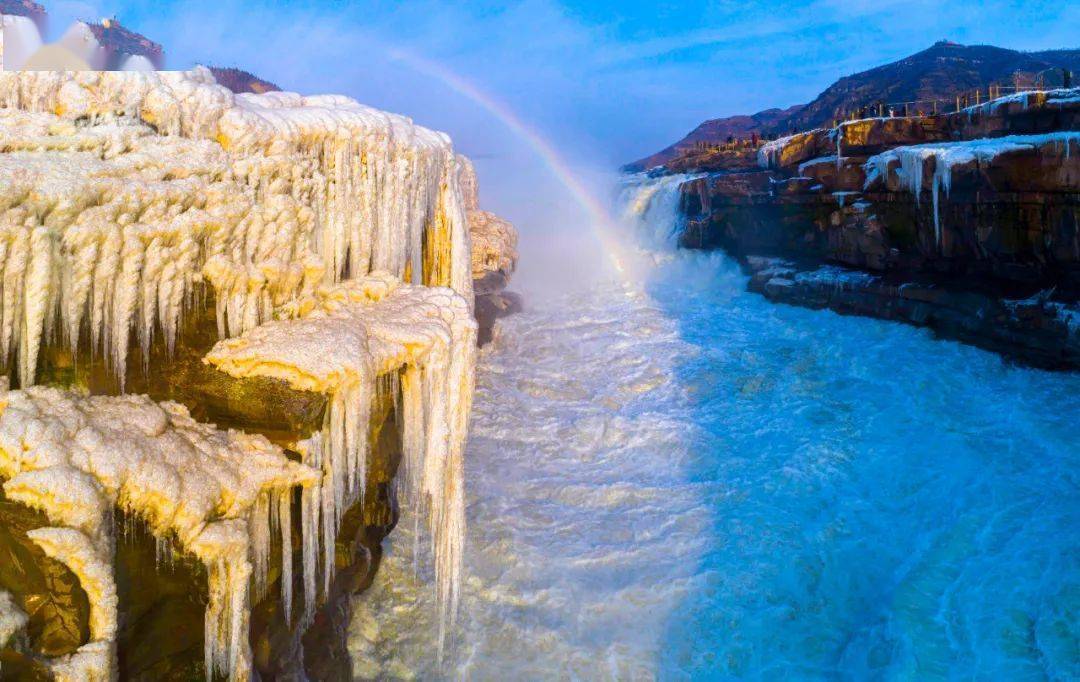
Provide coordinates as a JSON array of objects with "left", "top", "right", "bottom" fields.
[{"left": 676, "top": 89, "right": 1080, "bottom": 367}]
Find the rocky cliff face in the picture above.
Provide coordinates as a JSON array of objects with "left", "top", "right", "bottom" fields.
[
  {"left": 678, "top": 88, "right": 1080, "bottom": 368},
  {"left": 84, "top": 19, "right": 164, "bottom": 69},
  {"left": 0, "top": 0, "right": 44, "bottom": 20},
  {"left": 458, "top": 155, "right": 522, "bottom": 345},
  {"left": 208, "top": 67, "right": 281, "bottom": 95}
]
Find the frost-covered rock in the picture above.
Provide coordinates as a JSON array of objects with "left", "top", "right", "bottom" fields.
[
  {"left": 0, "top": 386, "right": 320, "bottom": 680},
  {"left": 864, "top": 132, "right": 1080, "bottom": 244},
  {"left": 0, "top": 69, "right": 473, "bottom": 388},
  {"left": 469, "top": 210, "right": 519, "bottom": 282},
  {"left": 206, "top": 272, "right": 476, "bottom": 653},
  {"left": 0, "top": 68, "right": 485, "bottom": 680},
  {"left": 456, "top": 154, "right": 518, "bottom": 284}
]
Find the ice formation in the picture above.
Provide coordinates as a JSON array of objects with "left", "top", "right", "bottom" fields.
[
  {"left": 757, "top": 133, "right": 798, "bottom": 169},
  {"left": 0, "top": 68, "right": 482, "bottom": 677},
  {"left": 797, "top": 155, "right": 838, "bottom": 176},
  {"left": 206, "top": 272, "right": 477, "bottom": 651},
  {"left": 467, "top": 210, "right": 519, "bottom": 281},
  {"left": 961, "top": 87, "right": 1080, "bottom": 116},
  {"left": 864, "top": 132, "right": 1080, "bottom": 245},
  {"left": 0, "top": 590, "right": 27, "bottom": 652},
  {"left": 0, "top": 385, "right": 320, "bottom": 680},
  {"left": 0, "top": 68, "right": 473, "bottom": 388}
]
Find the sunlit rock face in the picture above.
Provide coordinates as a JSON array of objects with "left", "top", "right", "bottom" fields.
[
  {"left": 456, "top": 154, "right": 518, "bottom": 284},
  {"left": 0, "top": 68, "right": 481, "bottom": 680},
  {"left": 677, "top": 89, "right": 1080, "bottom": 367},
  {"left": 469, "top": 211, "right": 518, "bottom": 284},
  {"left": 456, "top": 155, "right": 521, "bottom": 344}
]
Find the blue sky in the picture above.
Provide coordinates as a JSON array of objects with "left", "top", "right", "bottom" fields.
[
  {"left": 45, "top": 1, "right": 1077, "bottom": 165},
  {"left": 38, "top": 0, "right": 1078, "bottom": 281}
]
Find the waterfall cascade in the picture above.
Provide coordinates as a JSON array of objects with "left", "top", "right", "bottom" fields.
[{"left": 0, "top": 69, "right": 478, "bottom": 681}]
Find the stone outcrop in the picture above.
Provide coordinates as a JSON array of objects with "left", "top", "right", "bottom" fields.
[
  {"left": 207, "top": 67, "right": 281, "bottom": 95},
  {"left": 677, "top": 89, "right": 1080, "bottom": 368},
  {"left": 458, "top": 155, "right": 522, "bottom": 345},
  {"left": 746, "top": 257, "right": 1080, "bottom": 369}
]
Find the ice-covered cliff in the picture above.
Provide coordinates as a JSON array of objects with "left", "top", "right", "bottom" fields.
[{"left": 0, "top": 68, "right": 480, "bottom": 680}]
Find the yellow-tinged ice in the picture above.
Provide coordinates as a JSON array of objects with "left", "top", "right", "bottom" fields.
[
  {"left": 0, "top": 385, "right": 320, "bottom": 681},
  {"left": 0, "top": 68, "right": 473, "bottom": 387},
  {"left": 468, "top": 210, "right": 519, "bottom": 280},
  {"left": 205, "top": 272, "right": 477, "bottom": 651},
  {"left": 456, "top": 154, "right": 518, "bottom": 282},
  {"left": 0, "top": 590, "right": 27, "bottom": 649},
  {"left": 0, "top": 68, "right": 484, "bottom": 673}
]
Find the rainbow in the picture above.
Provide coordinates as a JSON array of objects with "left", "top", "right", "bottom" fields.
[{"left": 387, "top": 48, "right": 630, "bottom": 275}]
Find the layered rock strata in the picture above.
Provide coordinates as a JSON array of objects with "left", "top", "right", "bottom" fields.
[{"left": 677, "top": 88, "right": 1080, "bottom": 367}]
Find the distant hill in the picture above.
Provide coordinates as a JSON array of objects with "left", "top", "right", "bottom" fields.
[
  {"left": 627, "top": 105, "right": 803, "bottom": 174},
  {"left": 625, "top": 41, "right": 1080, "bottom": 172},
  {"left": 208, "top": 67, "right": 281, "bottom": 94}
]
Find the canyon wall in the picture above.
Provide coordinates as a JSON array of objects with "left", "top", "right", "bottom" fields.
[{"left": 676, "top": 89, "right": 1080, "bottom": 368}]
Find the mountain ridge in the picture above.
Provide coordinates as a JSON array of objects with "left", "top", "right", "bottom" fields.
[{"left": 625, "top": 41, "right": 1080, "bottom": 172}]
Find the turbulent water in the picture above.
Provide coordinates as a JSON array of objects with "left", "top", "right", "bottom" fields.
[{"left": 350, "top": 175, "right": 1080, "bottom": 680}]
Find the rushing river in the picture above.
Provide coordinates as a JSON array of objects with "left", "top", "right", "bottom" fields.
[{"left": 349, "top": 176, "right": 1080, "bottom": 680}]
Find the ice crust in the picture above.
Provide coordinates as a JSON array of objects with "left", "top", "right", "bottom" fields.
[
  {"left": 0, "top": 68, "right": 472, "bottom": 388},
  {"left": 865, "top": 132, "right": 1080, "bottom": 244},
  {"left": 0, "top": 69, "right": 481, "bottom": 680},
  {"left": 0, "top": 385, "right": 320, "bottom": 680},
  {"left": 206, "top": 272, "right": 477, "bottom": 653}
]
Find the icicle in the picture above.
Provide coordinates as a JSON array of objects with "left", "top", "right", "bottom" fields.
[
  {"left": 279, "top": 489, "right": 293, "bottom": 626},
  {"left": 249, "top": 492, "right": 271, "bottom": 602},
  {"left": 299, "top": 453, "right": 321, "bottom": 625},
  {"left": 19, "top": 227, "right": 53, "bottom": 387},
  {"left": 0, "top": 387, "right": 319, "bottom": 682},
  {"left": 205, "top": 274, "right": 477, "bottom": 648},
  {"left": 0, "top": 70, "right": 476, "bottom": 389},
  {"left": 835, "top": 125, "right": 843, "bottom": 171}
]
